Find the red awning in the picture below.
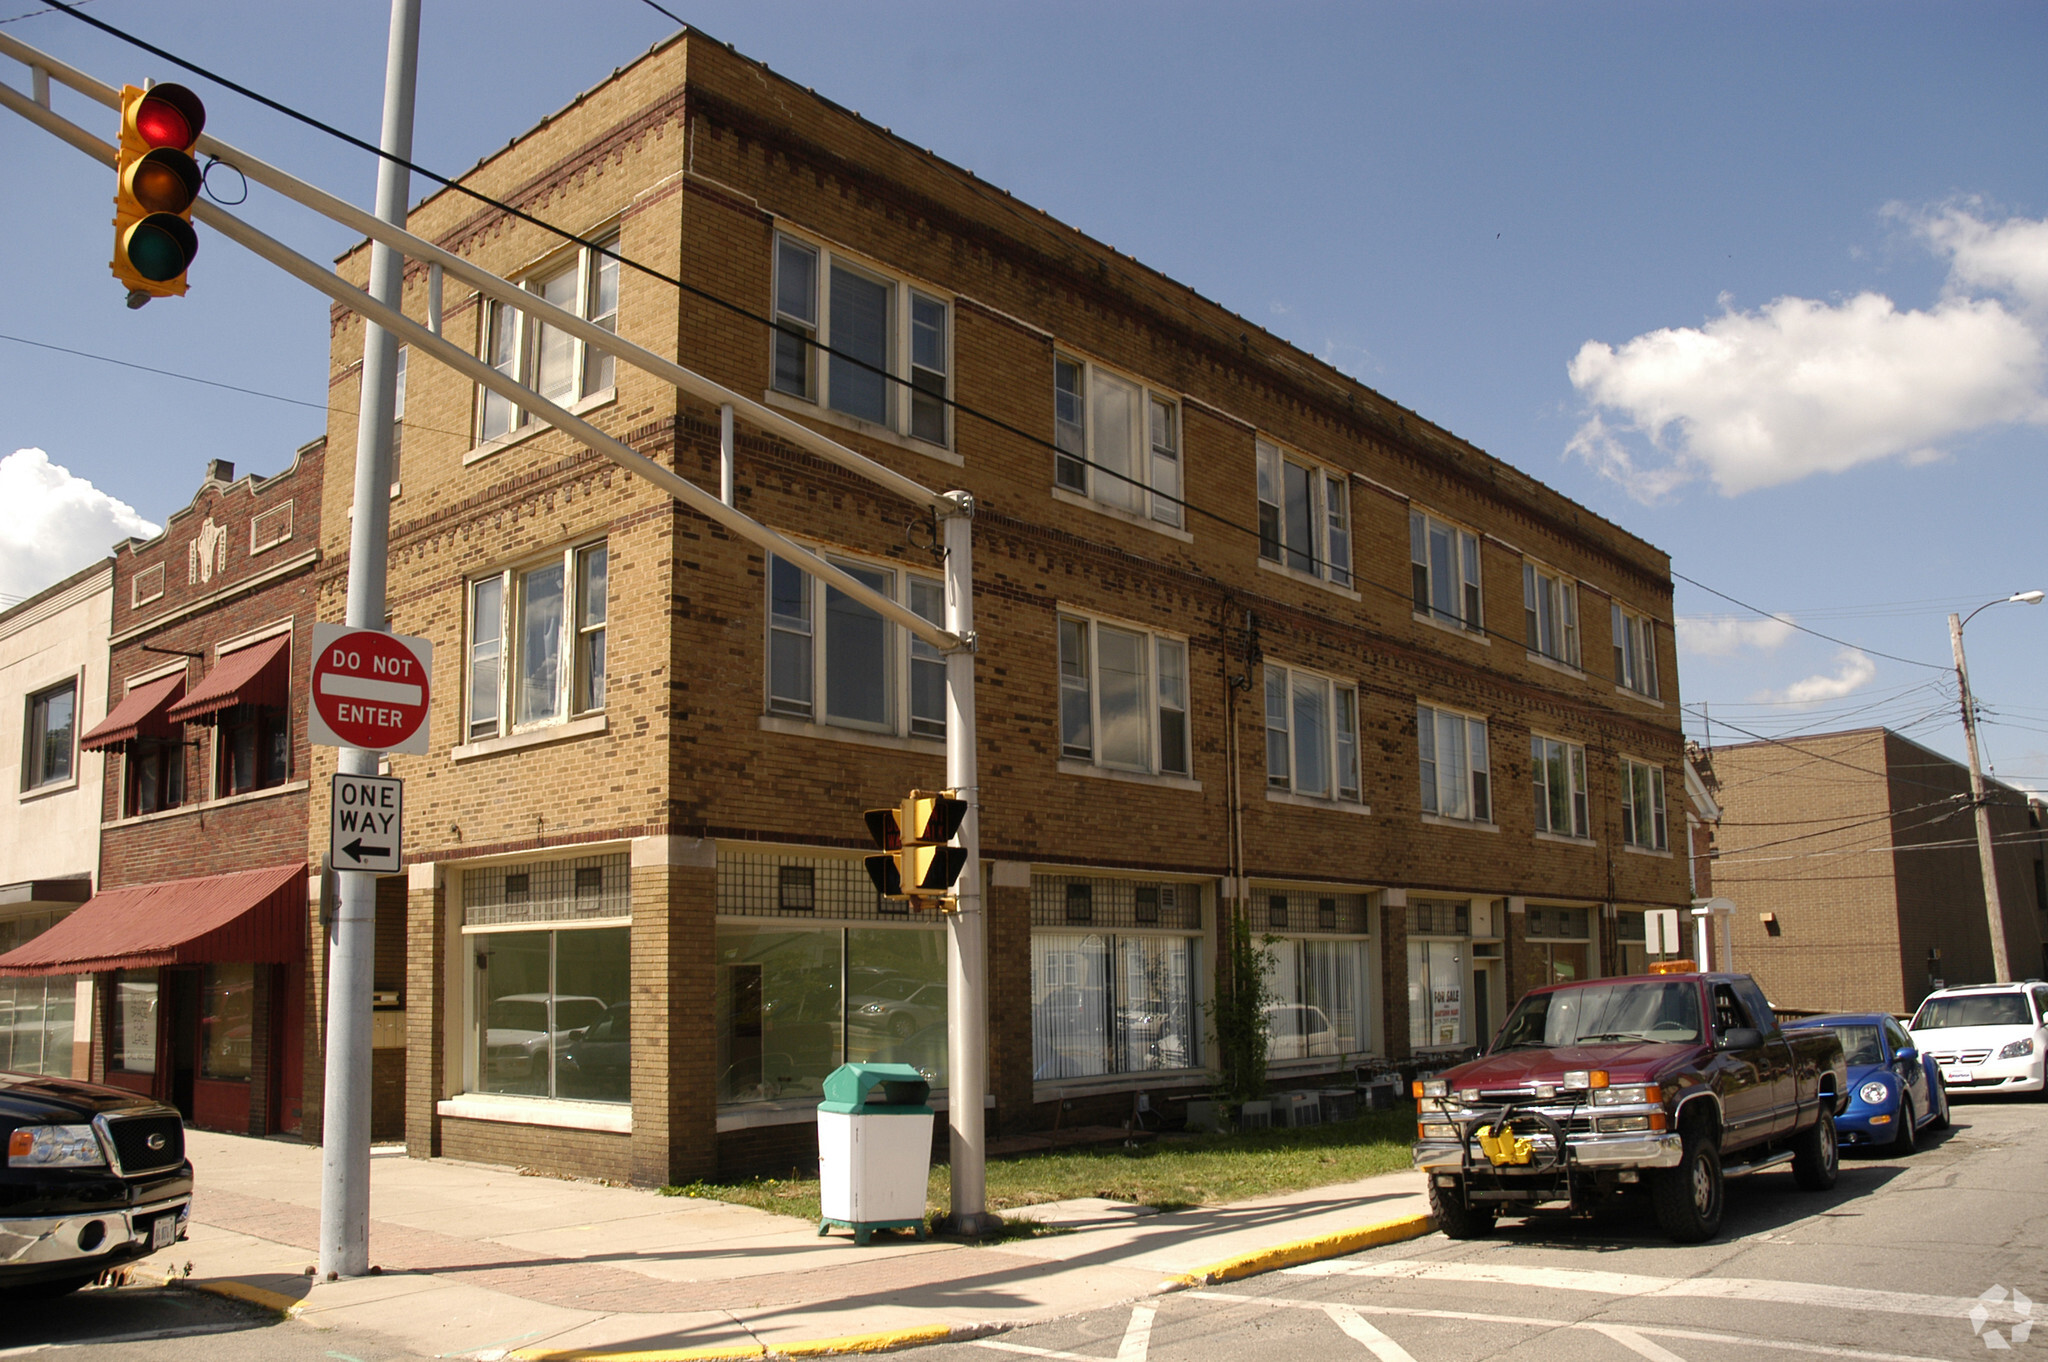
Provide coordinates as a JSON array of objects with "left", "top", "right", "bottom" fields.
[
  {"left": 168, "top": 634, "right": 291, "bottom": 723},
  {"left": 78, "top": 673, "right": 185, "bottom": 751},
  {"left": 0, "top": 862, "right": 305, "bottom": 977}
]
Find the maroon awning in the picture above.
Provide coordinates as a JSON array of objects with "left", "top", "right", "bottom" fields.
[
  {"left": 168, "top": 634, "right": 291, "bottom": 723},
  {"left": 0, "top": 862, "right": 305, "bottom": 977},
  {"left": 78, "top": 673, "right": 185, "bottom": 752}
]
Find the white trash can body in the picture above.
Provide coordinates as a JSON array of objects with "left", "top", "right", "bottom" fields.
[{"left": 818, "top": 1109, "right": 935, "bottom": 1225}]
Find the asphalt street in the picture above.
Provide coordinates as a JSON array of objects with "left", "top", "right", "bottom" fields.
[
  {"left": 932, "top": 1095, "right": 2048, "bottom": 1362},
  {"left": 0, "top": 1278, "right": 411, "bottom": 1360}
]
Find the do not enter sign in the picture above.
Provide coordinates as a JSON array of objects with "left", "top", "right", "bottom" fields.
[{"left": 309, "top": 621, "right": 434, "bottom": 754}]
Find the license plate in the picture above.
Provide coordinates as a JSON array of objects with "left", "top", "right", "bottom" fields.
[
  {"left": 1943, "top": 1067, "right": 1971, "bottom": 1084},
  {"left": 150, "top": 1215, "right": 177, "bottom": 1250}
]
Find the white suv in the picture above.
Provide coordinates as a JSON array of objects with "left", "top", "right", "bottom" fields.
[{"left": 1909, "top": 981, "right": 2048, "bottom": 1096}]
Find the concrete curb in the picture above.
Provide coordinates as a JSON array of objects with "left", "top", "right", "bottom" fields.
[
  {"left": 144, "top": 1267, "right": 307, "bottom": 1319},
  {"left": 1170, "top": 1211, "right": 1438, "bottom": 1287},
  {"left": 507, "top": 1321, "right": 1004, "bottom": 1361}
]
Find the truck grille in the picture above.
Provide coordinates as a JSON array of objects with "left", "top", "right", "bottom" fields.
[
  {"left": 98, "top": 1113, "right": 185, "bottom": 1175},
  {"left": 1928, "top": 1050, "right": 1992, "bottom": 1067}
]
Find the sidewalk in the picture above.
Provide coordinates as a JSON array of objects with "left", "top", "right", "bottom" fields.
[{"left": 145, "top": 1130, "right": 1434, "bottom": 1359}]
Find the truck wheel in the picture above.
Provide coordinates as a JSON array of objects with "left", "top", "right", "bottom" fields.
[
  {"left": 1889, "top": 1097, "right": 1917, "bottom": 1156},
  {"left": 1652, "top": 1127, "right": 1723, "bottom": 1242},
  {"left": 1793, "top": 1107, "right": 1840, "bottom": 1190},
  {"left": 1428, "top": 1176, "right": 1496, "bottom": 1240}
]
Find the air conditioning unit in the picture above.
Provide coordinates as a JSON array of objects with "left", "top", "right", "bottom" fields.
[{"left": 1274, "top": 1091, "right": 1322, "bottom": 1128}]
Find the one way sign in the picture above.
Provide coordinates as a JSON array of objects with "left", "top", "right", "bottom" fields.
[{"left": 332, "top": 773, "right": 404, "bottom": 874}]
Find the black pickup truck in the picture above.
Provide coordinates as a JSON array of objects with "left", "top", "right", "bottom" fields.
[
  {"left": 1413, "top": 971, "right": 1848, "bottom": 1242},
  {"left": 0, "top": 1071, "right": 191, "bottom": 1295}
]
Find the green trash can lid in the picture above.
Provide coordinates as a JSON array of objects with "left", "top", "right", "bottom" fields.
[{"left": 819, "top": 1062, "right": 933, "bottom": 1114}]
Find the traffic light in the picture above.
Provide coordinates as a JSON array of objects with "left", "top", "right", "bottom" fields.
[
  {"left": 863, "top": 789, "right": 969, "bottom": 907},
  {"left": 112, "top": 83, "right": 206, "bottom": 307}
]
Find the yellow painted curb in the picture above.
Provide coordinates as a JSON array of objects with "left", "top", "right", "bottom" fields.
[
  {"left": 1174, "top": 1211, "right": 1437, "bottom": 1287},
  {"left": 183, "top": 1277, "right": 309, "bottom": 1318},
  {"left": 512, "top": 1323, "right": 964, "bottom": 1361}
]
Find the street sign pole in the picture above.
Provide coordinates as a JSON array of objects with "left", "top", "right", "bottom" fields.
[{"left": 319, "top": 0, "right": 418, "bottom": 1281}]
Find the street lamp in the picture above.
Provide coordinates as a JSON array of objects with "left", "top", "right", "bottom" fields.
[{"left": 1950, "top": 590, "right": 2045, "bottom": 983}]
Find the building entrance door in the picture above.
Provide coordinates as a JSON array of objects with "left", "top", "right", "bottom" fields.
[{"left": 163, "top": 967, "right": 199, "bottom": 1119}]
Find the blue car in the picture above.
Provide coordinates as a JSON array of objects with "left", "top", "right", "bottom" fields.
[{"left": 1788, "top": 1012, "right": 1948, "bottom": 1155}]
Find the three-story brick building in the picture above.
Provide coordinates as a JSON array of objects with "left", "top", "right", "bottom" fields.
[{"left": 309, "top": 30, "right": 1691, "bottom": 1184}]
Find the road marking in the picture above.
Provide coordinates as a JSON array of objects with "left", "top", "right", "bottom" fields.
[
  {"left": 1116, "top": 1303, "right": 1154, "bottom": 1362},
  {"left": 1185, "top": 1290, "right": 1959, "bottom": 1362},
  {"left": 1287, "top": 1256, "right": 1980, "bottom": 1320},
  {"left": 1590, "top": 1324, "right": 1690, "bottom": 1362},
  {"left": 976, "top": 1343, "right": 1113, "bottom": 1362},
  {"left": 1324, "top": 1305, "right": 1421, "bottom": 1362}
]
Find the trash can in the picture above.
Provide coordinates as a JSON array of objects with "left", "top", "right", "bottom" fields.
[{"left": 816, "top": 1062, "right": 934, "bottom": 1245}]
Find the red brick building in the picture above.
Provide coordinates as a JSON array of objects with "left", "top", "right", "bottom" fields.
[
  {"left": 0, "top": 448, "right": 324, "bottom": 1135},
  {"left": 307, "top": 31, "right": 1694, "bottom": 1184}
]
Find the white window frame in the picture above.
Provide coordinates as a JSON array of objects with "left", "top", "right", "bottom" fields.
[
  {"left": 771, "top": 231, "right": 952, "bottom": 447},
  {"left": 1257, "top": 440, "right": 1352, "bottom": 588},
  {"left": 1530, "top": 733, "right": 1590, "bottom": 839},
  {"left": 1612, "top": 601, "right": 1662, "bottom": 698},
  {"left": 1523, "top": 560, "right": 1580, "bottom": 668},
  {"left": 1418, "top": 701, "right": 1492, "bottom": 824},
  {"left": 766, "top": 548, "right": 946, "bottom": 741},
  {"left": 1052, "top": 354, "right": 1184, "bottom": 528},
  {"left": 1411, "top": 509, "right": 1484, "bottom": 633},
  {"left": 1263, "top": 662, "right": 1361, "bottom": 803},
  {"left": 475, "top": 231, "right": 621, "bottom": 446},
  {"left": 1056, "top": 611, "right": 1191, "bottom": 777},
  {"left": 466, "top": 541, "right": 609, "bottom": 742},
  {"left": 1620, "top": 756, "right": 1669, "bottom": 851}
]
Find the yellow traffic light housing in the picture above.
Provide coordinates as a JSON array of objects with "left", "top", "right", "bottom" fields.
[
  {"left": 112, "top": 83, "right": 206, "bottom": 307},
  {"left": 862, "top": 790, "right": 968, "bottom": 909}
]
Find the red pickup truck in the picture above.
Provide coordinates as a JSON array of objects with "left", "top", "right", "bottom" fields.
[{"left": 1412, "top": 971, "right": 1848, "bottom": 1242}]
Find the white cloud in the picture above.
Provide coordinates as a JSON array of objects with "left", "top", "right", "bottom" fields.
[
  {"left": 0, "top": 449, "right": 157, "bottom": 605},
  {"left": 1568, "top": 207, "right": 2048, "bottom": 500},
  {"left": 1751, "top": 649, "right": 1878, "bottom": 706},
  {"left": 1676, "top": 614, "right": 1796, "bottom": 658}
]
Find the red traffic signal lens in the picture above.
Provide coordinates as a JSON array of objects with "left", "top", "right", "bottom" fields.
[
  {"left": 132, "top": 84, "right": 205, "bottom": 149},
  {"left": 121, "top": 213, "right": 198, "bottom": 282},
  {"left": 125, "top": 149, "right": 201, "bottom": 215}
]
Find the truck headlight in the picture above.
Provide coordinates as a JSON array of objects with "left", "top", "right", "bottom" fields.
[
  {"left": 1598, "top": 1115, "right": 1652, "bottom": 1133},
  {"left": 7, "top": 1124, "right": 107, "bottom": 1168},
  {"left": 1592, "top": 1084, "right": 1662, "bottom": 1107},
  {"left": 1858, "top": 1080, "right": 1891, "bottom": 1106},
  {"left": 1418, "top": 1121, "right": 1457, "bottom": 1141},
  {"left": 1999, "top": 1037, "right": 2035, "bottom": 1060}
]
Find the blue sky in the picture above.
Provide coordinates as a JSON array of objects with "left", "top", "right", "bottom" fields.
[{"left": 2, "top": 1, "right": 2044, "bottom": 787}]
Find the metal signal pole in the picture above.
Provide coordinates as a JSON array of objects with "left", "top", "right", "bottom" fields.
[{"left": 319, "top": 0, "right": 419, "bottom": 1279}]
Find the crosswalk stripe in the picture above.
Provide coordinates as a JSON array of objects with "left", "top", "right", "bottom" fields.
[
  {"left": 1591, "top": 1323, "right": 1691, "bottom": 1362},
  {"left": 1287, "top": 1256, "right": 1981, "bottom": 1320},
  {"left": 1116, "top": 1303, "right": 1155, "bottom": 1362},
  {"left": 1324, "top": 1304, "right": 1422, "bottom": 1362}
]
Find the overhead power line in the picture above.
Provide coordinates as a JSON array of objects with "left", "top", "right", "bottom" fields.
[{"left": 1671, "top": 570, "right": 1948, "bottom": 671}]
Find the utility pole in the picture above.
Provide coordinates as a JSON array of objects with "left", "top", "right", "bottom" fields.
[
  {"left": 319, "top": 0, "right": 419, "bottom": 1279},
  {"left": 1951, "top": 610, "right": 2012, "bottom": 985}
]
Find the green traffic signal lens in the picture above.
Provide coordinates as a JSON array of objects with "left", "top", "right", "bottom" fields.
[{"left": 123, "top": 214, "right": 198, "bottom": 282}]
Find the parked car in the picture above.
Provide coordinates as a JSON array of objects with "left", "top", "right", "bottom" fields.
[
  {"left": 1, "top": 1070, "right": 191, "bottom": 1296},
  {"left": 1413, "top": 971, "right": 1847, "bottom": 1243},
  {"left": 1265, "top": 1003, "right": 1339, "bottom": 1060},
  {"left": 484, "top": 993, "right": 608, "bottom": 1091},
  {"left": 848, "top": 978, "right": 947, "bottom": 1041},
  {"left": 1787, "top": 1012, "right": 1947, "bottom": 1154},
  {"left": 1909, "top": 982, "right": 2048, "bottom": 1097},
  {"left": 556, "top": 1002, "right": 629, "bottom": 1102}
]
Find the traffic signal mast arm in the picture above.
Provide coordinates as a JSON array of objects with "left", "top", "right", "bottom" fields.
[{"left": 0, "top": 42, "right": 965, "bottom": 658}]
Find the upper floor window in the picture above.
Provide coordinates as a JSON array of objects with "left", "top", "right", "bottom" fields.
[
  {"left": 1411, "top": 510, "right": 1482, "bottom": 632},
  {"left": 389, "top": 345, "right": 407, "bottom": 487},
  {"left": 769, "top": 552, "right": 944, "bottom": 740},
  {"left": 1058, "top": 613, "right": 1189, "bottom": 776},
  {"left": 1612, "top": 602, "right": 1661, "bottom": 698},
  {"left": 1418, "top": 702, "right": 1491, "bottom": 823},
  {"left": 773, "top": 234, "right": 950, "bottom": 445},
  {"left": 1264, "top": 664, "right": 1360, "bottom": 802},
  {"left": 1523, "top": 562, "right": 1579, "bottom": 667},
  {"left": 217, "top": 703, "right": 287, "bottom": 796},
  {"left": 477, "top": 234, "right": 620, "bottom": 443},
  {"left": 23, "top": 680, "right": 76, "bottom": 790},
  {"left": 468, "top": 542, "right": 608, "bottom": 742},
  {"left": 1052, "top": 356, "right": 1181, "bottom": 527},
  {"left": 1257, "top": 442, "right": 1351, "bottom": 587},
  {"left": 1620, "top": 756, "right": 1669, "bottom": 850},
  {"left": 1530, "top": 734, "right": 1589, "bottom": 839},
  {"left": 126, "top": 739, "right": 184, "bottom": 817}
]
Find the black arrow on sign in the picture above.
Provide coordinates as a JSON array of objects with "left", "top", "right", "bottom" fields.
[{"left": 342, "top": 839, "right": 390, "bottom": 861}]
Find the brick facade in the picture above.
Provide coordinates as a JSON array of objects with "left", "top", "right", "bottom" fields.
[{"left": 309, "top": 32, "right": 1691, "bottom": 1184}]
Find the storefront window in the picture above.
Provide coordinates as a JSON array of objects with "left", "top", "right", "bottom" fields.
[
  {"left": 1028, "top": 875, "right": 1204, "bottom": 1081},
  {"left": 200, "top": 963, "right": 255, "bottom": 1079},
  {"left": 1616, "top": 910, "right": 1648, "bottom": 977},
  {"left": 1408, "top": 937, "right": 1465, "bottom": 1050},
  {"left": 1526, "top": 905, "right": 1594, "bottom": 987},
  {"left": 0, "top": 975, "right": 76, "bottom": 1076},
  {"left": 112, "top": 969, "right": 159, "bottom": 1074},
  {"left": 1266, "top": 937, "right": 1373, "bottom": 1059},
  {"left": 464, "top": 854, "right": 631, "bottom": 1105}
]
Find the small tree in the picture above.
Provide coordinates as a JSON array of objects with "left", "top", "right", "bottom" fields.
[{"left": 1206, "top": 912, "right": 1278, "bottom": 1107}]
